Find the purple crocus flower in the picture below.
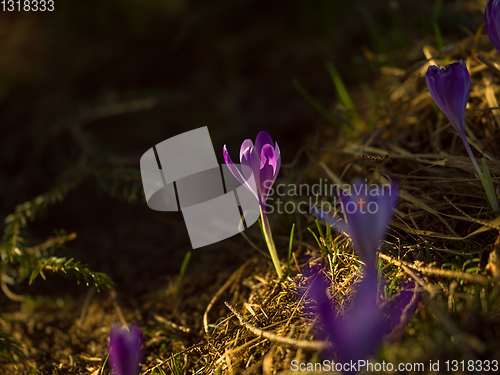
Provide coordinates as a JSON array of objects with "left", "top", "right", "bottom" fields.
[
  {"left": 425, "top": 62, "right": 470, "bottom": 141},
  {"left": 313, "top": 270, "right": 383, "bottom": 367},
  {"left": 108, "top": 324, "right": 143, "bottom": 375},
  {"left": 486, "top": 0, "right": 500, "bottom": 54},
  {"left": 224, "top": 131, "right": 283, "bottom": 278},
  {"left": 310, "top": 272, "right": 418, "bottom": 373},
  {"left": 223, "top": 131, "right": 281, "bottom": 206},
  {"left": 426, "top": 62, "right": 499, "bottom": 211},
  {"left": 425, "top": 62, "right": 480, "bottom": 173},
  {"left": 314, "top": 179, "right": 398, "bottom": 267},
  {"left": 311, "top": 181, "right": 417, "bottom": 373}
]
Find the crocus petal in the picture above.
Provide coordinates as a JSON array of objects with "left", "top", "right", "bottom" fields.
[
  {"left": 259, "top": 144, "right": 279, "bottom": 202},
  {"left": 310, "top": 271, "right": 384, "bottom": 369},
  {"left": 255, "top": 131, "right": 274, "bottom": 154},
  {"left": 109, "top": 325, "right": 143, "bottom": 375},
  {"left": 345, "top": 181, "right": 398, "bottom": 265},
  {"left": 315, "top": 180, "right": 398, "bottom": 268},
  {"left": 370, "top": 184, "right": 399, "bottom": 251},
  {"left": 240, "top": 144, "right": 261, "bottom": 180},
  {"left": 240, "top": 145, "right": 262, "bottom": 198},
  {"left": 486, "top": 0, "right": 500, "bottom": 54},
  {"left": 440, "top": 62, "right": 469, "bottom": 135},
  {"left": 333, "top": 271, "right": 385, "bottom": 365},
  {"left": 239, "top": 139, "right": 254, "bottom": 164},
  {"left": 223, "top": 144, "right": 247, "bottom": 186},
  {"left": 309, "top": 276, "right": 336, "bottom": 339},
  {"left": 341, "top": 198, "right": 375, "bottom": 264},
  {"left": 425, "top": 66, "right": 448, "bottom": 115},
  {"left": 426, "top": 62, "right": 470, "bottom": 140},
  {"left": 260, "top": 144, "right": 278, "bottom": 175},
  {"left": 275, "top": 142, "right": 281, "bottom": 173},
  {"left": 224, "top": 145, "right": 259, "bottom": 200}
]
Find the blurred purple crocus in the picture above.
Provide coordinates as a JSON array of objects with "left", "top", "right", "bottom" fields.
[
  {"left": 314, "top": 179, "right": 398, "bottom": 268},
  {"left": 108, "top": 324, "right": 143, "bottom": 375},
  {"left": 313, "top": 270, "right": 383, "bottom": 367},
  {"left": 310, "top": 272, "right": 418, "bottom": 373},
  {"left": 486, "top": 0, "right": 500, "bottom": 54},
  {"left": 223, "top": 131, "right": 283, "bottom": 278},
  {"left": 311, "top": 181, "right": 417, "bottom": 373}
]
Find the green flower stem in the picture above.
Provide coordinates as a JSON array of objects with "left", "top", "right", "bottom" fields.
[
  {"left": 260, "top": 205, "right": 283, "bottom": 279},
  {"left": 480, "top": 158, "right": 499, "bottom": 212},
  {"left": 462, "top": 139, "right": 482, "bottom": 178},
  {"left": 463, "top": 140, "right": 499, "bottom": 212}
]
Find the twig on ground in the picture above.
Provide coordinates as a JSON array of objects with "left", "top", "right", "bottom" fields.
[
  {"left": 224, "top": 302, "right": 330, "bottom": 351},
  {"left": 379, "top": 253, "right": 491, "bottom": 284},
  {"left": 203, "top": 258, "right": 257, "bottom": 336}
]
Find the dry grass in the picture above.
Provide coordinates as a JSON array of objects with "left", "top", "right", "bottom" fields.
[
  {"left": 191, "top": 30, "right": 500, "bottom": 374},
  {"left": 3, "top": 21, "right": 500, "bottom": 375}
]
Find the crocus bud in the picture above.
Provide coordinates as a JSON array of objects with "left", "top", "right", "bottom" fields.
[
  {"left": 426, "top": 62, "right": 483, "bottom": 175},
  {"left": 223, "top": 131, "right": 281, "bottom": 206},
  {"left": 425, "top": 61, "right": 470, "bottom": 142},
  {"left": 426, "top": 61, "right": 500, "bottom": 211},
  {"left": 486, "top": 0, "right": 500, "bottom": 54},
  {"left": 108, "top": 324, "right": 143, "bottom": 375}
]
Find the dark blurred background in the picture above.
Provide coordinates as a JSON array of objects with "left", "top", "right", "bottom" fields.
[{"left": 0, "top": 0, "right": 485, "bottom": 295}]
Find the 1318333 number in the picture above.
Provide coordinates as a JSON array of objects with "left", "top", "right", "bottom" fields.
[{"left": 1, "top": 0, "right": 54, "bottom": 11}]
